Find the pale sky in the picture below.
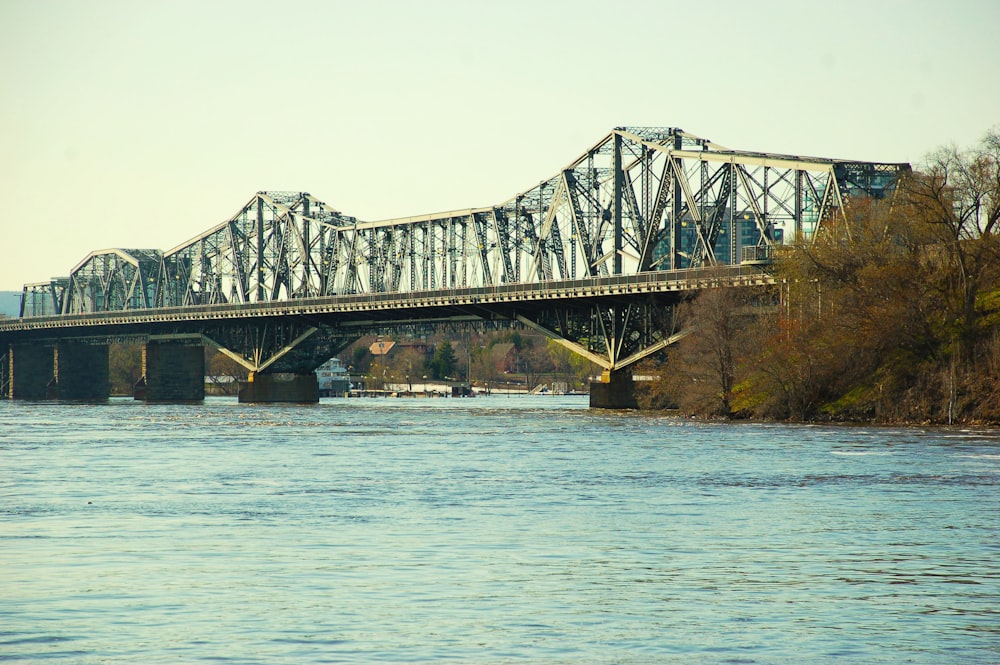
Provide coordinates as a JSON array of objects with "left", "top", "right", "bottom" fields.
[{"left": 1, "top": 0, "right": 998, "bottom": 290}]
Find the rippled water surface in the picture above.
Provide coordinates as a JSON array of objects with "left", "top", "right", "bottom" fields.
[{"left": 1, "top": 396, "right": 998, "bottom": 663}]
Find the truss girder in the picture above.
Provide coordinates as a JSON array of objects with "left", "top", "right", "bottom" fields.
[
  {"left": 201, "top": 321, "right": 357, "bottom": 375},
  {"left": 25, "top": 130, "right": 908, "bottom": 319},
  {"left": 506, "top": 295, "right": 682, "bottom": 371},
  {"left": 61, "top": 249, "right": 163, "bottom": 314}
]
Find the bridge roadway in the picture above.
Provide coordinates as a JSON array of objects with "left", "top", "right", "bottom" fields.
[
  {"left": 1, "top": 265, "right": 770, "bottom": 335},
  {"left": 0, "top": 265, "right": 774, "bottom": 405}
]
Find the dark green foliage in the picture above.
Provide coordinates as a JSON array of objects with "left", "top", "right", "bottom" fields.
[{"left": 428, "top": 341, "right": 457, "bottom": 379}]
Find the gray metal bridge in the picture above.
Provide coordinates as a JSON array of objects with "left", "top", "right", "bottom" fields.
[{"left": 0, "top": 127, "right": 908, "bottom": 403}]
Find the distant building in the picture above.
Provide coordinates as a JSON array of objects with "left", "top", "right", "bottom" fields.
[
  {"left": 369, "top": 339, "right": 396, "bottom": 358},
  {"left": 368, "top": 339, "right": 432, "bottom": 359},
  {"left": 653, "top": 212, "right": 785, "bottom": 268},
  {"left": 489, "top": 342, "right": 517, "bottom": 373},
  {"left": 317, "top": 357, "right": 351, "bottom": 397}
]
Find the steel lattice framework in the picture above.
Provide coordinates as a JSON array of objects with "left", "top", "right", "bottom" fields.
[{"left": 14, "top": 127, "right": 908, "bottom": 375}]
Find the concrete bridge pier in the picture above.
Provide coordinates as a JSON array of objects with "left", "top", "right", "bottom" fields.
[
  {"left": 135, "top": 335, "right": 205, "bottom": 401},
  {"left": 54, "top": 342, "right": 109, "bottom": 400},
  {"left": 8, "top": 342, "right": 109, "bottom": 400},
  {"left": 238, "top": 372, "right": 319, "bottom": 403},
  {"left": 589, "top": 370, "right": 638, "bottom": 409},
  {"left": 9, "top": 343, "right": 55, "bottom": 399}
]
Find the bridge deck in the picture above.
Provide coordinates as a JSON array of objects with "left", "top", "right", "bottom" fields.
[{"left": 1, "top": 266, "right": 773, "bottom": 339}]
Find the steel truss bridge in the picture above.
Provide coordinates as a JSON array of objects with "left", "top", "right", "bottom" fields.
[{"left": 2, "top": 127, "right": 908, "bottom": 392}]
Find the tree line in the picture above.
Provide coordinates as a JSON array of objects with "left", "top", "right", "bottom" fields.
[
  {"left": 344, "top": 330, "right": 598, "bottom": 392},
  {"left": 638, "top": 128, "right": 1000, "bottom": 424}
]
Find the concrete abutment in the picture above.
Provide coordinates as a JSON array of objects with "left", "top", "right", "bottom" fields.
[
  {"left": 9, "top": 343, "right": 55, "bottom": 399},
  {"left": 238, "top": 372, "right": 319, "bottom": 403},
  {"left": 136, "top": 336, "right": 205, "bottom": 402},
  {"left": 8, "top": 342, "right": 109, "bottom": 400},
  {"left": 53, "top": 343, "right": 109, "bottom": 400},
  {"left": 589, "top": 370, "right": 638, "bottom": 409}
]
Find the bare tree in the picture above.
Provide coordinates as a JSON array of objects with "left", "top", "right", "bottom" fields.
[
  {"left": 659, "top": 286, "right": 767, "bottom": 418},
  {"left": 899, "top": 128, "right": 1000, "bottom": 363},
  {"left": 109, "top": 344, "right": 142, "bottom": 396}
]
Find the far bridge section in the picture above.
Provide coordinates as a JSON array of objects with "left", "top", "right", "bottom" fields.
[{"left": 4, "top": 127, "right": 908, "bottom": 405}]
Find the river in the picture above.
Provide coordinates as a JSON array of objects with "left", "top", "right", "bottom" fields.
[{"left": 1, "top": 396, "right": 997, "bottom": 663}]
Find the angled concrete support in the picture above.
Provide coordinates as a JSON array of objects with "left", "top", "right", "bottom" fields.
[
  {"left": 136, "top": 335, "right": 205, "bottom": 401},
  {"left": 238, "top": 372, "right": 319, "bottom": 403}
]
